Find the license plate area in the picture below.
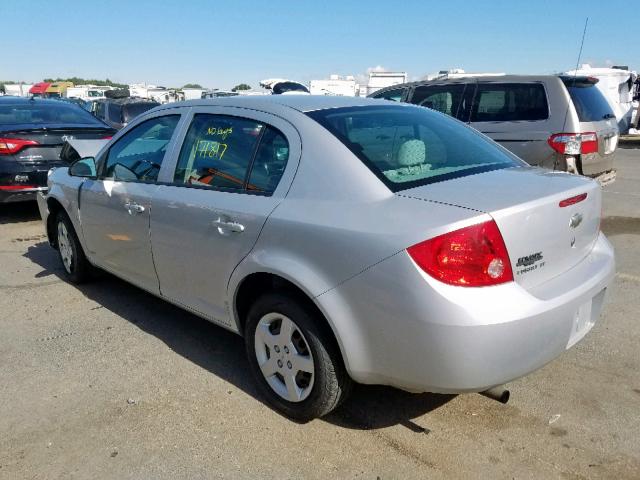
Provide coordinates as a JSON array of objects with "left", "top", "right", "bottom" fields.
[
  {"left": 566, "top": 288, "right": 606, "bottom": 349},
  {"left": 604, "top": 134, "right": 618, "bottom": 155}
]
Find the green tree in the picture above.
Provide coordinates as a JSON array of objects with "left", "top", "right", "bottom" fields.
[
  {"left": 182, "top": 83, "right": 203, "bottom": 89},
  {"left": 231, "top": 83, "right": 251, "bottom": 92}
]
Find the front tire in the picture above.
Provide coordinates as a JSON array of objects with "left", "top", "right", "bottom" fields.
[
  {"left": 245, "top": 293, "right": 351, "bottom": 421},
  {"left": 55, "top": 211, "right": 91, "bottom": 283}
]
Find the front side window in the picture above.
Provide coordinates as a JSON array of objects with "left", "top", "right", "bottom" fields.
[
  {"left": 174, "top": 114, "right": 264, "bottom": 191},
  {"left": 103, "top": 115, "right": 180, "bottom": 182},
  {"left": 411, "top": 84, "right": 467, "bottom": 118},
  {"left": 470, "top": 83, "right": 549, "bottom": 122},
  {"left": 307, "top": 105, "right": 522, "bottom": 191}
]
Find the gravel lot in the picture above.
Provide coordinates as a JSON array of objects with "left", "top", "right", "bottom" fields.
[{"left": 1, "top": 149, "right": 638, "bottom": 479}]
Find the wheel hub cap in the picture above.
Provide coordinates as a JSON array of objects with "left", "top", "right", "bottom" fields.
[
  {"left": 254, "top": 313, "right": 315, "bottom": 403},
  {"left": 57, "top": 222, "right": 73, "bottom": 274}
]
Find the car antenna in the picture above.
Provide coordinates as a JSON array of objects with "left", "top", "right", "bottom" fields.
[{"left": 556, "top": 17, "right": 589, "bottom": 171}]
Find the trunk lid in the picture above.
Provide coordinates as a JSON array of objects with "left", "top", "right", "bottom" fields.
[
  {"left": 2, "top": 127, "right": 114, "bottom": 165},
  {"left": 399, "top": 166, "right": 601, "bottom": 289}
]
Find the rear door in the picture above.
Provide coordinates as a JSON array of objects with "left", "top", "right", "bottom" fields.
[
  {"left": 79, "top": 111, "right": 184, "bottom": 293},
  {"left": 150, "top": 107, "right": 301, "bottom": 328},
  {"left": 468, "top": 82, "right": 551, "bottom": 165}
]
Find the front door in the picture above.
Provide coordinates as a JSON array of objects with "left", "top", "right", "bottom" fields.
[
  {"left": 150, "top": 108, "right": 300, "bottom": 327},
  {"left": 80, "top": 113, "right": 182, "bottom": 293}
]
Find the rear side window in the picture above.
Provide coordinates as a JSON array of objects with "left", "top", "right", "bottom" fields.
[
  {"left": 564, "top": 82, "right": 614, "bottom": 122},
  {"left": 108, "top": 104, "right": 123, "bottom": 124},
  {"left": 470, "top": 83, "right": 548, "bottom": 122},
  {"left": 123, "top": 102, "right": 159, "bottom": 123},
  {"left": 307, "top": 105, "right": 521, "bottom": 191},
  {"left": 411, "top": 84, "right": 467, "bottom": 119},
  {"left": 247, "top": 127, "right": 289, "bottom": 193},
  {"left": 371, "top": 88, "right": 405, "bottom": 102}
]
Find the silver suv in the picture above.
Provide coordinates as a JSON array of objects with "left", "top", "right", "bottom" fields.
[{"left": 370, "top": 75, "right": 618, "bottom": 184}]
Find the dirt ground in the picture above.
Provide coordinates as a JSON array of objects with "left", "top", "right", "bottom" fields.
[{"left": 1, "top": 148, "right": 638, "bottom": 479}]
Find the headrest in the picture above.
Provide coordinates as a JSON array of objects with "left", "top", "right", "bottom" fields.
[{"left": 397, "top": 139, "right": 426, "bottom": 166}]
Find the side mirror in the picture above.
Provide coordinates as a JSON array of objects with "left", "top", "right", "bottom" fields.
[{"left": 69, "top": 157, "right": 97, "bottom": 178}]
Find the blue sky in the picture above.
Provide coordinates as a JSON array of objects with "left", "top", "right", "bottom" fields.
[{"left": 2, "top": 0, "right": 636, "bottom": 89}]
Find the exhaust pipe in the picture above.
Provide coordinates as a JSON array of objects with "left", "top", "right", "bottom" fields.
[{"left": 480, "top": 386, "right": 510, "bottom": 404}]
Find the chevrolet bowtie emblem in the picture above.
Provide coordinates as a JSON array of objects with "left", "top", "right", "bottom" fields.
[{"left": 569, "top": 213, "right": 583, "bottom": 229}]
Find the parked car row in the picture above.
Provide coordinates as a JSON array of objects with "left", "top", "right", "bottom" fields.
[
  {"left": 38, "top": 95, "right": 615, "bottom": 420},
  {"left": 370, "top": 75, "right": 619, "bottom": 184}
]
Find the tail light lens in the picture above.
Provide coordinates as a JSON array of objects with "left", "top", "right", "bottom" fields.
[
  {"left": 548, "top": 132, "right": 597, "bottom": 155},
  {"left": 407, "top": 220, "right": 513, "bottom": 287},
  {"left": 0, "top": 137, "right": 39, "bottom": 155}
]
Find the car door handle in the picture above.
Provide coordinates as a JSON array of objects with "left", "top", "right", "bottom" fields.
[
  {"left": 124, "top": 202, "right": 145, "bottom": 215},
  {"left": 212, "top": 218, "right": 245, "bottom": 233}
]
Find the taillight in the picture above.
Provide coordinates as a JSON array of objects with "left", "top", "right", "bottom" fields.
[
  {"left": 101, "top": 135, "right": 113, "bottom": 140},
  {"left": 0, "top": 137, "right": 39, "bottom": 155},
  {"left": 407, "top": 220, "right": 513, "bottom": 287},
  {"left": 547, "top": 132, "right": 597, "bottom": 155}
]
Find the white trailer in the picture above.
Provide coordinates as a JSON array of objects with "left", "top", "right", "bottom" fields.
[
  {"left": 66, "top": 86, "right": 112, "bottom": 100},
  {"left": 365, "top": 72, "right": 407, "bottom": 96},
  {"left": 3, "top": 84, "right": 33, "bottom": 97},
  {"left": 182, "top": 88, "right": 204, "bottom": 100},
  {"left": 310, "top": 75, "right": 357, "bottom": 96}
]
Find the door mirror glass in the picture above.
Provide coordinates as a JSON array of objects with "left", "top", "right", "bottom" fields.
[{"left": 69, "top": 157, "right": 97, "bottom": 177}]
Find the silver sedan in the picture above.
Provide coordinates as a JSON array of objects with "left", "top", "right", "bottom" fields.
[{"left": 38, "top": 96, "right": 615, "bottom": 421}]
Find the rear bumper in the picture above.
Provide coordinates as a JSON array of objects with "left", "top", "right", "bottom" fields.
[
  {"left": 0, "top": 186, "right": 48, "bottom": 203},
  {"left": 593, "top": 169, "right": 616, "bottom": 187},
  {"left": 318, "top": 233, "right": 615, "bottom": 393},
  {"left": 0, "top": 159, "right": 58, "bottom": 203}
]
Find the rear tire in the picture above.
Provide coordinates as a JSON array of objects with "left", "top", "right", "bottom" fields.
[
  {"left": 55, "top": 211, "right": 91, "bottom": 283},
  {"left": 245, "top": 292, "right": 352, "bottom": 421}
]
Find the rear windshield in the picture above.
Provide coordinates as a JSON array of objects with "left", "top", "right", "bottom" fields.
[
  {"left": 564, "top": 81, "right": 614, "bottom": 122},
  {"left": 0, "top": 102, "right": 105, "bottom": 126},
  {"left": 122, "top": 102, "right": 159, "bottom": 123},
  {"left": 307, "top": 105, "right": 522, "bottom": 191}
]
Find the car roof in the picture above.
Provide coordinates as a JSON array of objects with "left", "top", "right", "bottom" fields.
[
  {"left": 373, "top": 74, "right": 565, "bottom": 93},
  {"left": 154, "top": 95, "right": 392, "bottom": 113}
]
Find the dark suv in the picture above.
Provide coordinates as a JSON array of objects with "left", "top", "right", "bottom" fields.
[
  {"left": 370, "top": 75, "right": 618, "bottom": 184},
  {"left": 90, "top": 97, "right": 160, "bottom": 130}
]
